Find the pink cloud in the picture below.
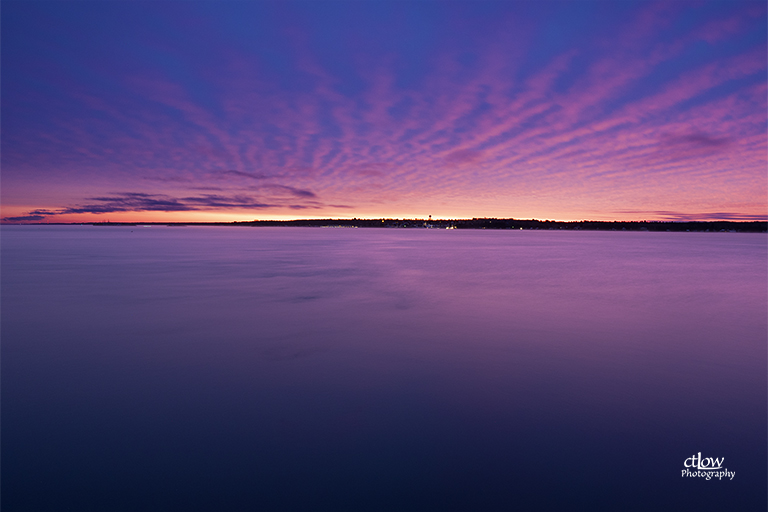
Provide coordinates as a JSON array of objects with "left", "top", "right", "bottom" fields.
[{"left": 5, "top": 2, "right": 765, "bottom": 222}]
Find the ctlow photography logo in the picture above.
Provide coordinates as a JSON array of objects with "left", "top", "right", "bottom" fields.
[{"left": 682, "top": 452, "right": 735, "bottom": 480}]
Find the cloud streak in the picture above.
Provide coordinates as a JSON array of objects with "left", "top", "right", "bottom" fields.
[
  {"left": 4, "top": 191, "right": 339, "bottom": 221},
  {"left": 1, "top": 1, "right": 765, "bottom": 221}
]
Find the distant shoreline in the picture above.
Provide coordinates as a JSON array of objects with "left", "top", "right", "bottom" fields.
[{"left": 6, "top": 219, "right": 767, "bottom": 232}]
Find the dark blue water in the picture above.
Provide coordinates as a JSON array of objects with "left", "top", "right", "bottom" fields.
[{"left": 2, "top": 226, "right": 766, "bottom": 511}]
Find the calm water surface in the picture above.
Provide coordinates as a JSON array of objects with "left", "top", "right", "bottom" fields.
[{"left": 2, "top": 226, "right": 766, "bottom": 511}]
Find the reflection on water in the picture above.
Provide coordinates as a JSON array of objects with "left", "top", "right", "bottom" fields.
[{"left": 2, "top": 226, "right": 766, "bottom": 511}]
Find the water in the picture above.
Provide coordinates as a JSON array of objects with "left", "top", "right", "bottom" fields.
[{"left": 2, "top": 226, "right": 766, "bottom": 511}]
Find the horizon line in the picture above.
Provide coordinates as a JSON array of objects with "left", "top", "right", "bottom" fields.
[{"left": 3, "top": 217, "right": 767, "bottom": 226}]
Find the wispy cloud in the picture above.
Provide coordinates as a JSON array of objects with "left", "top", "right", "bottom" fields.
[
  {"left": 2, "top": 1, "right": 765, "bottom": 220},
  {"left": 3, "top": 215, "right": 47, "bottom": 222},
  {"left": 142, "top": 176, "right": 195, "bottom": 183},
  {"left": 4, "top": 191, "right": 334, "bottom": 221},
  {"left": 209, "top": 170, "right": 272, "bottom": 181},
  {"left": 616, "top": 210, "right": 767, "bottom": 222}
]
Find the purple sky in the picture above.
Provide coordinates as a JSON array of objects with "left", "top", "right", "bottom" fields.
[{"left": 2, "top": 0, "right": 766, "bottom": 222}]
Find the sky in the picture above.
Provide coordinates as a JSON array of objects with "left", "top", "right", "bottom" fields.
[{"left": 2, "top": 0, "right": 766, "bottom": 223}]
